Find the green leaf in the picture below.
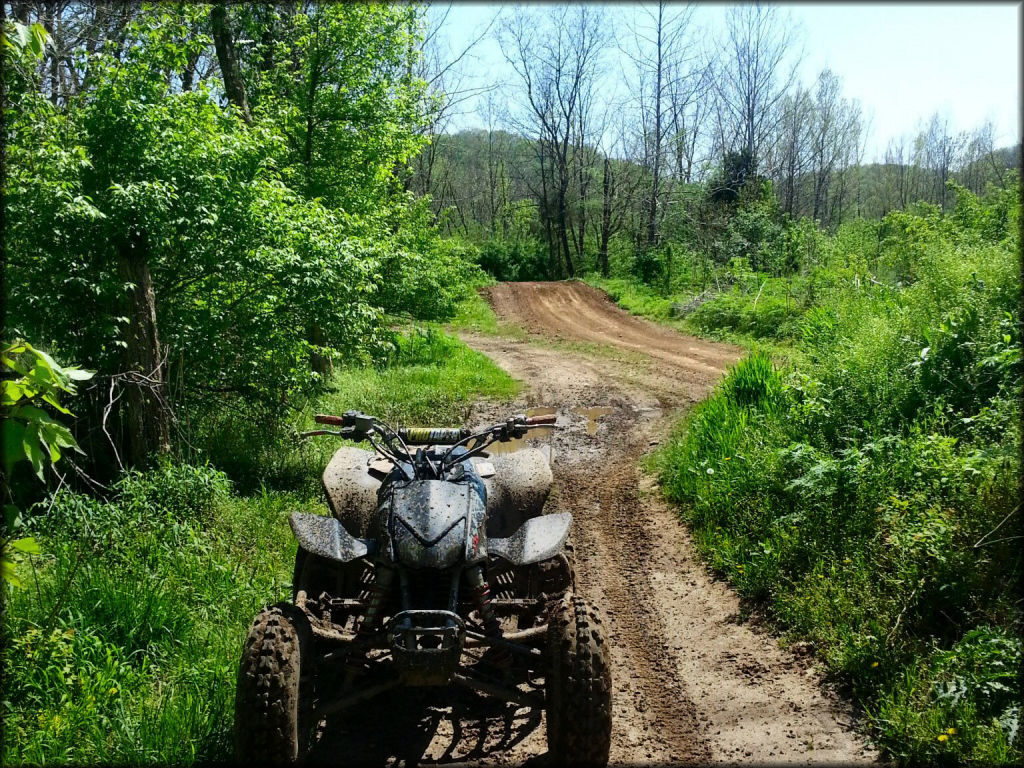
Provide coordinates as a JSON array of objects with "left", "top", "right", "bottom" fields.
[
  {"left": 1, "top": 557, "right": 23, "bottom": 587},
  {"left": 1, "top": 380, "right": 25, "bottom": 406},
  {"left": 28, "top": 347, "right": 58, "bottom": 376},
  {"left": 4, "top": 505, "right": 22, "bottom": 529},
  {"left": 29, "top": 22, "right": 48, "bottom": 57},
  {"left": 22, "top": 424, "right": 46, "bottom": 481},
  {"left": 11, "top": 404, "right": 59, "bottom": 426},
  {"left": 10, "top": 537, "right": 41, "bottom": 555},
  {"left": 41, "top": 392, "right": 72, "bottom": 415},
  {"left": 65, "top": 367, "right": 95, "bottom": 381},
  {"left": 13, "top": 22, "right": 31, "bottom": 50},
  {"left": 1, "top": 419, "right": 27, "bottom": 477}
]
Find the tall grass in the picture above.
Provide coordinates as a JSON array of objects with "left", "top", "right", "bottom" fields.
[{"left": 656, "top": 183, "right": 1022, "bottom": 764}]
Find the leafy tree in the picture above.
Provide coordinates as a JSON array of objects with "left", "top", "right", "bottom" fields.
[
  {"left": 241, "top": 3, "right": 431, "bottom": 213},
  {"left": 1, "top": 341, "right": 92, "bottom": 586}
]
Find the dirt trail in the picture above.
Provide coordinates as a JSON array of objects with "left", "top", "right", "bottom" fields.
[
  {"left": 311, "top": 281, "right": 877, "bottom": 765},
  {"left": 468, "top": 282, "right": 877, "bottom": 765}
]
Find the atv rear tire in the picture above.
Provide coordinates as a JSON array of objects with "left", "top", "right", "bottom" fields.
[
  {"left": 235, "top": 603, "right": 314, "bottom": 763},
  {"left": 545, "top": 594, "right": 612, "bottom": 766}
]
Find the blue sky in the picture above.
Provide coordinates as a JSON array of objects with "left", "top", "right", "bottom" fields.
[{"left": 431, "top": 2, "right": 1021, "bottom": 162}]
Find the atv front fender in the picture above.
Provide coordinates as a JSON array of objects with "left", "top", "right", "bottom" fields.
[
  {"left": 488, "top": 512, "right": 571, "bottom": 566},
  {"left": 289, "top": 512, "right": 377, "bottom": 563}
]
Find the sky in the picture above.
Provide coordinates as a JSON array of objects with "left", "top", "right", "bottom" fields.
[{"left": 431, "top": 2, "right": 1021, "bottom": 163}]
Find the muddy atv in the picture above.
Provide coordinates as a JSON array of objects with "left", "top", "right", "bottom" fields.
[{"left": 234, "top": 410, "right": 612, "bottom": 765}]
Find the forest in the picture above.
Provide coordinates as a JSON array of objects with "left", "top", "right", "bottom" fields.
[{"left": 1, "top": 2, "right": 1020, "bottom": 766}]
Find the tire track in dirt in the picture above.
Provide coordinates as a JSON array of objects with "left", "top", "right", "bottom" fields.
[{"left": 458, "top": 280, "right": 878, "bottom": 765}]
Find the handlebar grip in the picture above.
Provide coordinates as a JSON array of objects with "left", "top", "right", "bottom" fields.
[
  {"left": 314, "top": 413, "right": 346, "bottom": 426},
  {"left": 400, "top": 427, "right": 468, "bottom": 445},
  {"left": 525, "top": 414, "right": 557, "bottom": 425}
]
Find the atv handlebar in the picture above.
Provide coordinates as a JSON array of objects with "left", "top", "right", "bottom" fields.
[
  {"left": 303, "top": 410, "right": 557, "bottom": 476},
  {"left": 399, "top": 427, "right": 471, "bottom": 445},
  {"left": 524, "top": 414, "right": 557, "bottom": 426},
  {"left": 310, "top": 411, "right": 555, "bottom": 444},
  {"left": 314, "top": 413, "right": 346, "bottom": 426}
]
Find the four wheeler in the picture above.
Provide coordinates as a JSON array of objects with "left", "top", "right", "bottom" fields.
[{"left": 234, "top": 410, "right": 612, "bottom": 764}]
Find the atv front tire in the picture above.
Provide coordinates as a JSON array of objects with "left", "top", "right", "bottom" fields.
[
  {"left": 545, "top": 594, "right": 612, "bottom": 765},
  {"left": 235, "top": 603, "right": 314, "bottom": 763}
]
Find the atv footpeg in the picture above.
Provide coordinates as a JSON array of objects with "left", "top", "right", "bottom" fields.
[{"left": 387, "top": 610, "right": 465, "bottom": 685}]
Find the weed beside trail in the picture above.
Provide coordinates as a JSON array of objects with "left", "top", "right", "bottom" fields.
[
  {"left": 653, "top": 186, "right": 1022, "bottom": 765},
  {"left": 1, "top": 327, "right": 518, "bottom": 765}
]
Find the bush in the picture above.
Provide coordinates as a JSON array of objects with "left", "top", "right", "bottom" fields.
[
  {"left": 689, "top": 291, "right": 803, "bottom": 340},
  {"left": 114, "top": 462, "right": 232, "bottom": 523},
  {"left": 476, "top": 236, "right": 550, "bottom": 281}
]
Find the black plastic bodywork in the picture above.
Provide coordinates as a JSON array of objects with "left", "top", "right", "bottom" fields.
[
  {"left": 289, "top": 512, "right": 376, "bottom": 562},
  {"left": 294, "top": 445, "right": 571, "bottom": 687}
]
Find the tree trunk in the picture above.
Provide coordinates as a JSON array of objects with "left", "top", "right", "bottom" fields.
[
  {"left": 118, "top": 232, "right": 171, "bottom": 467},
  {"left": 646, "top": 3, "right": 663, "bottom": 249},
  {"left": 557, "top": 173, "right": 574, "bottom": 278},
  {"left": 310, "top": 322, "right": 330, "bottom": 378},
  {"left": 182, "top": 41, "right": 201, "bottom": 91},
  {"left": 539, "top": 145, "right": 557, "bottom": 277},
  {"left": 599, "top": 156, "right": 612, "bottom": 276},
  {"left": 210, "top": 2, "right": 252, "bottom": 124}
]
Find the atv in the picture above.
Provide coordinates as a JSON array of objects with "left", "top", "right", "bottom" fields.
[{"left": 234, "top": 410, "right": 612, "bottom": 765}]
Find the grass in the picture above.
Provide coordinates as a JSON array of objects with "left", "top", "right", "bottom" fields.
[
  {"left": 2, "top": 467, "right": 302, "bottom": 765},
  {"left": 1, "top": 326, "right": 520, "bottom": 765},
  {"left": 585, "top": 274, "right": 806, "bottom": 370},
  {"left": 323, "top": 325, "right": 521, "bottom": 427},
  {"left": 448, "top": 289, "right": 527, "bottom": 339},
  {"left": 648, "top": 185, "right": 1022, "bottom": 765}
]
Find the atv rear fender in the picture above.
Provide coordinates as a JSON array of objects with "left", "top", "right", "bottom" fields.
[
  {"left": 488, "top": 512, "right": 571, "bottom": 565},
  {"left": 290, "top": 512, "right": 376, "bottom": 563}
]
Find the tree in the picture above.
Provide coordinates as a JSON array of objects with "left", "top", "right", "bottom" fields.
[
  {"left": 806, "top": 69, "right": 862, "bottom": 227},
  {"left": 713, "top": 2, "right": 801, "bottom": 176},
  {"left": 622, "top": 1, "right": 699, "bottom": 247},
  {"left": 409, "top": 2, "right": 499, "bottom": 202},
  {"left": 773, "top": 84, "right": 812, "bottom": 215},
  {"left": 498, "top": 5, "right": 608, "bottom": 277},
  {"left": 209, "top": 1, "right": 251, "bottom": 123},
  {"left": 6, "top": 8, "right": 384, "bottom": 467},
  {"left": 917, "top": 112, "right": 967, "bottom": 211}
]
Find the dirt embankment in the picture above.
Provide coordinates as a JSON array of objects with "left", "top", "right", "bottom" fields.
[{"left": 311, "top": 281, "right": 877, "bottom": 765}]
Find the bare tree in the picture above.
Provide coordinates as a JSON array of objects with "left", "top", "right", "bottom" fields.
[
  {"left": 959, "top": 119, "right": 1009, "bottom": 193},
  {"left": 410, "top": 3, "right": 500, "bottom": 200},
  {"left": 713, "top": 2, "right": 802, "bottom": 176},
  {"left": 916, "top": 113, "right": 967, "bottom": 210},
  {"left": 667, "top": 53, "right": 715, "bottom": 185},
  {"left": 773, "top": 84, "right": 813, "bottom": 215},
  {"left": 882, "top": 135, "right": 914, "bottom": 212},
  {"left": 806, "top": 69, "right": 861, "bottom": 226},
  {"left": 6, "top": 1, "right": 143, "bottom": 104},
  {"left": 498, "top": 5, "right": 607, "bottom": 277},
  {"left": 621, "top": 2, "right": 701, "bottom": 247}
]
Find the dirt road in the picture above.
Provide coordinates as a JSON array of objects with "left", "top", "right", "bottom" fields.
[{"left": 311, "top": 281, "right": 877, "bottom": 765}]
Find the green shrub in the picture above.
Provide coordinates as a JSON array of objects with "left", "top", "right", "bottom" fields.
[
  {"left": 476, "top": 236, "right": 550, "bottom": 281},
  {"left": 689, "top": 290, "right": 803, "bottom": 340},
  {"left": 114, "top": 462, "right": 232, "bottom": 523}
]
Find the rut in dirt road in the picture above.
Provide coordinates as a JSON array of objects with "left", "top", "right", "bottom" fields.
[{"left": 461, "top": 280, "right": 878, "bottom": 765}]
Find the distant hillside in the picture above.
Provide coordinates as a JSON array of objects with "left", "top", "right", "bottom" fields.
[{"left": 418, "top": 129, "right": 1019, "bottom": 234}]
